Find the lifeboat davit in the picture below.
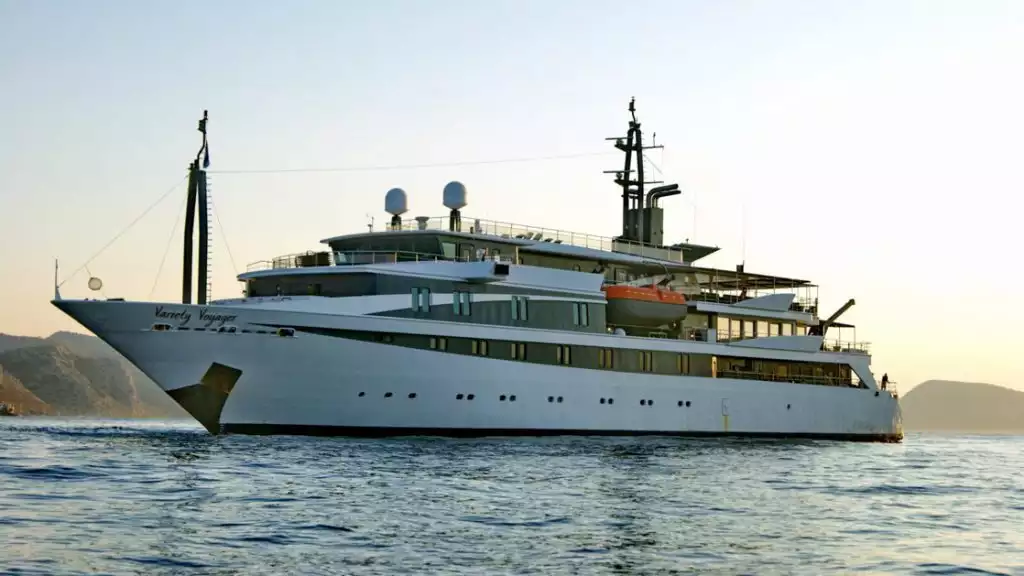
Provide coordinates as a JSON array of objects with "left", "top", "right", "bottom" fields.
[{"left": 603, "top": 285, "right": 688, "bottom": 327}]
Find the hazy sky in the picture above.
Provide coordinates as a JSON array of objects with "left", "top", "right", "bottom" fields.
[{"left": 2, "top": 0, "right": 1022, "bottom": 391}]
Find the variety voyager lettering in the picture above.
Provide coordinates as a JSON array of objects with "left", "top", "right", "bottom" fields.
[{"left": 154, "top": 306, "right": 238, "bottom": 328}]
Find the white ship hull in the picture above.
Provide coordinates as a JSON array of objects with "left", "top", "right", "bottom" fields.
[{"left": 54, "top": 299, "right": 903, "bottom": 441}]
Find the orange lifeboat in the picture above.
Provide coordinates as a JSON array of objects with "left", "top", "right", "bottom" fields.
[{"left": 602, "top": 285, "right": 688, "bottom": 327}]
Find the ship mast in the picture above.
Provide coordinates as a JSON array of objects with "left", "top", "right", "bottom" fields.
[
  {"left": 182, "top": 110, "right": 211, "bottom": 305},
  {"left": 605, "top": 98, "right": 679, "bottom": 247}
]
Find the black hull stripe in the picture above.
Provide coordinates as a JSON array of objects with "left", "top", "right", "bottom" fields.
[{"left": 221, "top": 424, "right": 903, "bottom": 443}]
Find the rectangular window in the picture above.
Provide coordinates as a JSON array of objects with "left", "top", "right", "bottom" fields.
[
  {"left": 782, "top": 323, "right": 793, "bottom": 336},
  {"left": 756, "top": 320, "right": 769, "bottom": 338},
  {"left": 572, "top": 303, "right": 590, "bottom": 327},
  {"left": 599, "top": 348, "right": 614, "bottom": 369},
  {"left": 471, "top": 340, "right": 489, "bottom": 356},
  {"left": 556, "top": 345, "right": 571, "bottom": 365},
  {"left": 730, "top": 319, "right": 741, "bottom": 340},
  {"left": 429, "top": 337, "right": 448, "bottom": 351},
  {"left": 511, "top": 296, "right": 529, "bottom": 322},
  {"left": 511, "top": 342, "right": 526, "bottom": 360},
  {"left": 769, "top": 323, "right": 780, "bottom": 337},
  {"left": 677, "top": 354, "right": 690, "bottom": 374},
  {"left": 743, "top": 321, "right": 755, "bottom": 339},
  {"left": 639, "top": 351, "right": 653, "bottom": 372},
  {"left": 453, "top": 291, "right": 472, "bottom": 315},
  {"left": 441, "top": 241, "right": 457, "bottom": 260},
  {"left": 412, "top": 288, "right": 431, "bottom": 312}
]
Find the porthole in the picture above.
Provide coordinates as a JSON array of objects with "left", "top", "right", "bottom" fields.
[
  {"left": 277, "top": 327, "right": 295, "bottom": 338},
  {"left": 409, "top": 393, "right": 417, "bottom": 399},
  {"left": 500, "top": 395, "right": 507, "bottom": 401},
  {"left": 608, "top": 398, "right": 614, "bottom": 405},
  {"left": 510, "top": 395, "right": 516, "bottom": 402},
  {"left": 358, "top": 392, "right": 365, "bottom": 397},
  {"left": 384, "top": 392, "right": 393, "bottom": 398},
  {"left": 548, "top": 396, "right": 554, "bottom": 403},
  {"left": 786, "top": 403, "right": 791, "bottom": 410},
  {"left": 557, "top": 396, "right": 563, "bottom": 403},
  {"left": 685, "top": 401, "right": 691, "bottom": 407},
  {"left": 677, "top": 401, "right": 683, "bottom": 407},
  {"left": 640, "top": 399, "right": 646, "bottom": 406},
  {"left": 649, "top": 399, "right": 654, "bottom": 406},
  {"left": 600, "top": 398, "right": 606, "bottom": 404},
  {"left": 468, "top": 394, "right": 475, "bottom": 400},
  {"left": 457, "top": 393, "right": 464, "bottom": 400}
]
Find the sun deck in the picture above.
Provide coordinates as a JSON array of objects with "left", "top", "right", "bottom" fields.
[{"left": 321, "top": 215, "right": 721, "bottom": 264}]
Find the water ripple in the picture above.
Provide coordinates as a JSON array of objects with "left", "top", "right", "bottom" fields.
[{"left": 1, "top": 418, "right": 1023, "bottom": 575}]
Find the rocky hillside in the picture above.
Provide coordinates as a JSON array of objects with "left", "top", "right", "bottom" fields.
[
  {"left": 901, "top": 380, "right": 1024, "bottom": 433},
  {"left": 0, "top": 331, "right": 187, "bottom": 418}
]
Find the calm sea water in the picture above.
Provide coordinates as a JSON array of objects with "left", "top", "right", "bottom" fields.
[{"left": 1, "top": 419, "right": 1021, "bottom": 575}]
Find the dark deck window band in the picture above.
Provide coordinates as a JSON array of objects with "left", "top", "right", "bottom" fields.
[{"left": 257, "top": 324, "right": 869, "bottom": 391}]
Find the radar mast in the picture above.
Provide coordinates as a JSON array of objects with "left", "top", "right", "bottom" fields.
[{"left": 605, "top": 98, "right": 680, "bottom": 247}]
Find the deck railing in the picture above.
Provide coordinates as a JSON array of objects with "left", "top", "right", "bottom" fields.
[
  {"left": 389, "top": 215, "right": 694, "bottom": 263},
  {"left": 821, "top": 339, "right": 871, "bottom": 354},
  {"left": 246, "top": 250, "right": 476, "bottom": 272}
]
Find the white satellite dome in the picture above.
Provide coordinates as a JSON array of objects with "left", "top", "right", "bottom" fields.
[
  {"left": 443, "top": 181, "right": 467, "bottom": 211},
  {"left": 384, "top": 187, "right": 408, "bottom": 216}
]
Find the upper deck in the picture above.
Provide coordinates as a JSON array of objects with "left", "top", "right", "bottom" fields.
[{"left": 320, "top": 215, "right": 720, "bottom": 265}]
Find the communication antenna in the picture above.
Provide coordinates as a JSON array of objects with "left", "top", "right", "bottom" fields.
[
  {"left": 365, "top": 214, "right": 375, "bottom": 232},
  {"left": 741, "top": 202, "right": 747, "bottom": 266}
]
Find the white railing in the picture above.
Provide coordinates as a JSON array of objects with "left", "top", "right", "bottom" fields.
[{"left": 389, "top": 215, "right": 692, "bottom": 263}]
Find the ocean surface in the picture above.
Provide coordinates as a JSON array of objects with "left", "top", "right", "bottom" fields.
[{"left": 0, "top": 419, "right": 1021, "bottom": 576}]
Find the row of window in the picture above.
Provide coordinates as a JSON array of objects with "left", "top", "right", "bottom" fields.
[
  {"left": 716, "top": 317, "right": 807, "bottom": 341},
  {"left": 359, "top": 330, "right": 859, "bottom": 387},
  {"left": 353, "top": 391, "right": 700, "bottom": 408}
]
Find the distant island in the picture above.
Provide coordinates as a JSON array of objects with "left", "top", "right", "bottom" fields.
[
  {"left": 1, "top": 330, "right": 1021, "bottom": 432},
  {"left": 900, "top": 380, "right": 1024, "bottom": 433},
  {"left": 0, "top": 331, "right": 187, "bottom": 418}
]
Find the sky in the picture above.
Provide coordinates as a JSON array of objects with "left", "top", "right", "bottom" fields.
[{"left": 1, "top": 0, "right": 1022, "bottom": 391}]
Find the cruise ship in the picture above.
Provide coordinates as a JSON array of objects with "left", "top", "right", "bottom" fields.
[{"left": 53, "top": 101, "right": 903, "bottom": 441}]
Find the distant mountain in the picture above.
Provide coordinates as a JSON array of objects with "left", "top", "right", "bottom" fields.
[
  {"left": 0, "top": 333, "right": 45, "bottom": 353},
  {"left": 0, "top": 331, "right": 187, "bottom": 418},
  {"left": 0, "top": 366, "right": 49, "bottom": 415},
  {"left": 901, "top": 380, "right": 1024, "bottom": 433}
]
